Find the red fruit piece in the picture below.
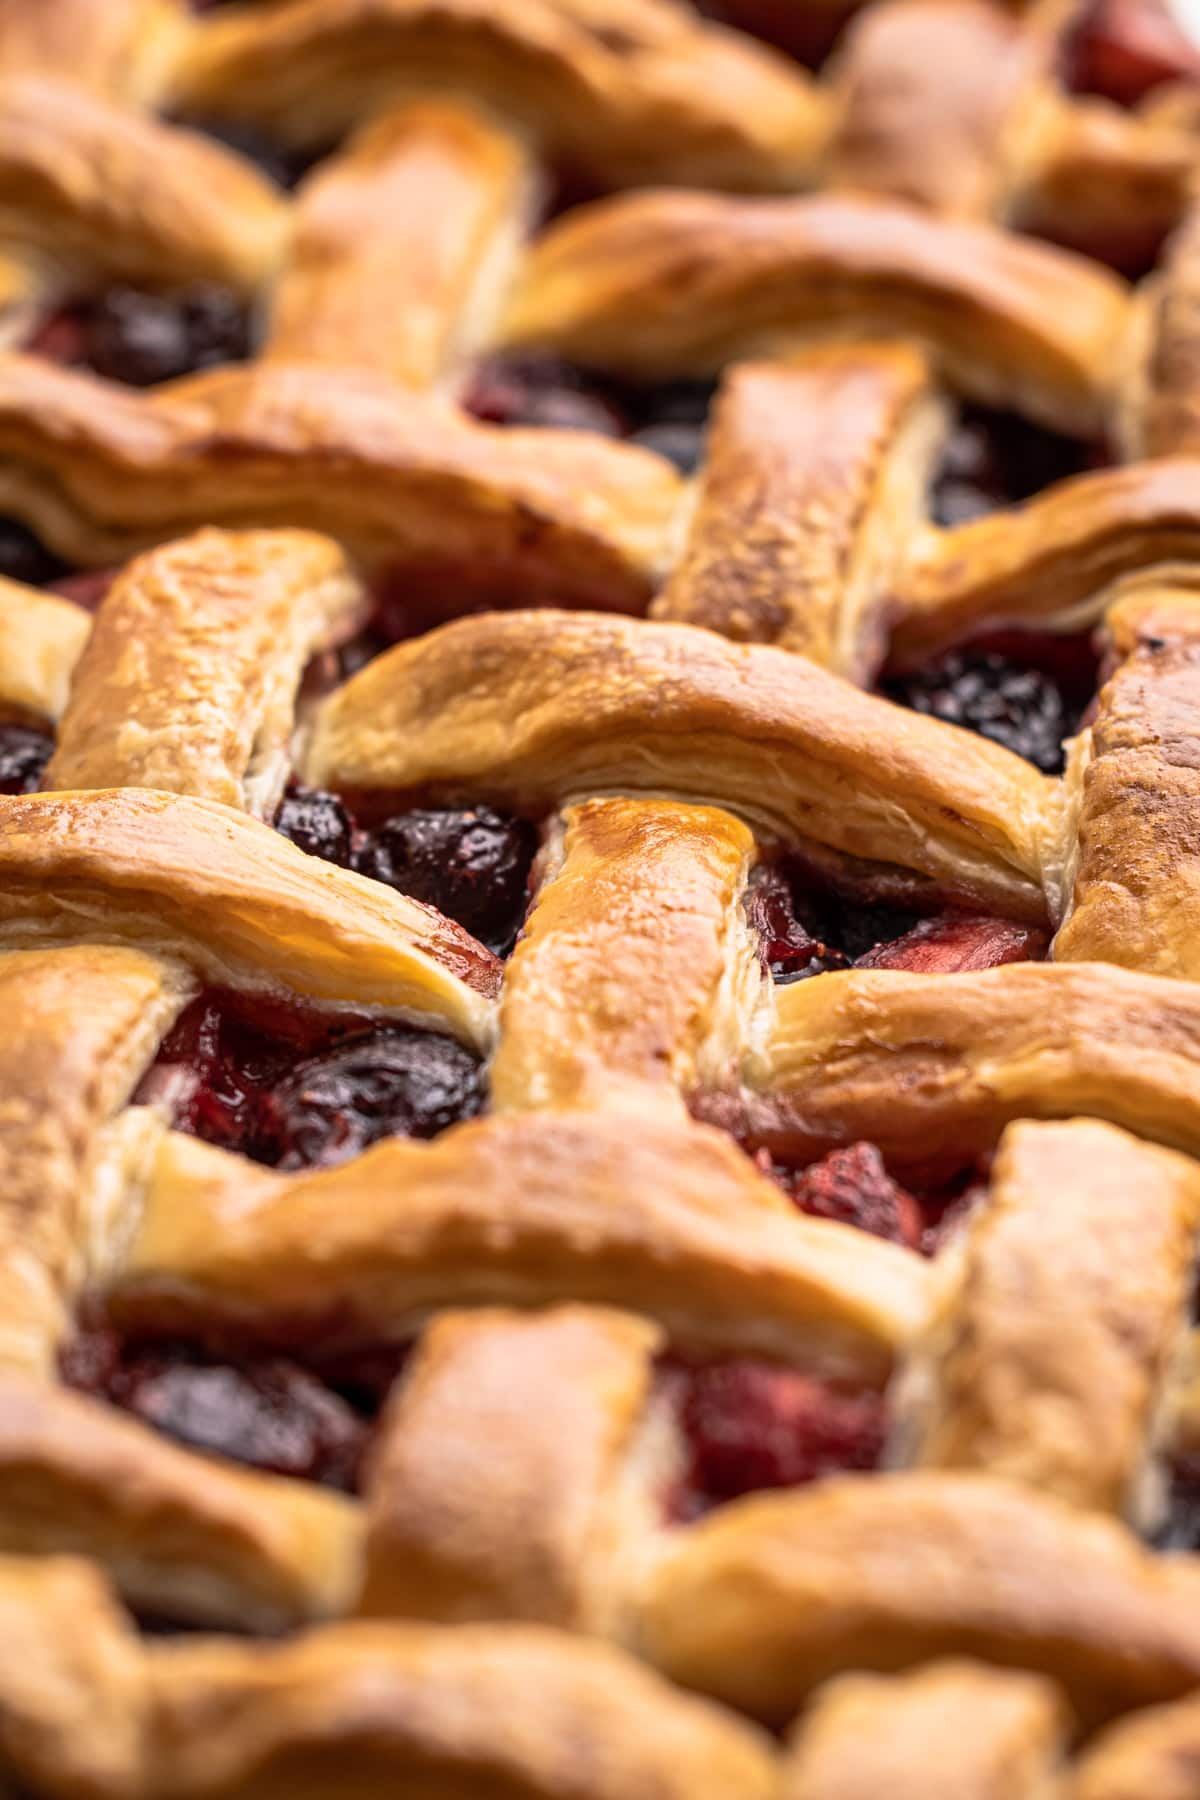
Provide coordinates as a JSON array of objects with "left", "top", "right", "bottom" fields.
[
  {"left": 50, "top": 569, "right": 116, "bottom": 612},
  {"left": 785, "top": 1141, "right": 923, "bottom": 1248},
  {"left": 665, "top": 1357, "right": 886, "bottom": 1520},
  {"left": 1064, "top": 0, "right": 1200, "bottom": 105},
  {"left": 856, "top": 914, "right": 1048, "bottom": 974}
]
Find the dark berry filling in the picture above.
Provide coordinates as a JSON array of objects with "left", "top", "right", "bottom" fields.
[
  {"left": 746, "top": 859, "right": 1049, "bottom": 982},
  {"left": 659, "top": 1353, "right": 886, "bottom": 1522},
  {"left": 275, "top": 785, "right": 537, "bottom": 958},
  {"left": 182, "top": 119, "right": 322, "bottom": 191},
  {"left": 756, "top": 1140, "right": 989, "bottom": 1256},
  {"left": 463, "top": 352, "right": 715, "bottom": 473},
  {"left": 136, "top": 987, "right": 484, "bottom": 1170},
  {"left": 0, "top": 517, "right": 71, "bottom": 588},
  {"left": 27, "top": 283, "right": 253, "bottom": 387},
  {"left": 1062, "top": 0, "right": 1200, "bottom": 105},
  {"left": 1156, "top": 1453, "right": 1200, "bottom": 1550},
  {"left": 931, "top": 407, "right": 1101, "bottom": 528},
  {"left": 61, "top": 1327, "right": 367, "bottom": 1489},
  {"left": 693, "top": 0, "right": 853, "bottom": 68},
  {"left": 0, "top": 724, "right": 53, "bottom": 795},
  {"left": 60, "top": 1324, "right": 411, "bottom": 1493},
  {"left": 883, "top": 629, "right": 1100, "bottom": 775}
]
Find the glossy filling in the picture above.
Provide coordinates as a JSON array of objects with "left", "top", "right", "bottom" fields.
[
  {"left": 1061, "top": 0, "right": 1200, "bottom": 104},
  {"left": 746, "top": 858, "right": 1049, "bottom": 983},
  {"left": 658, "top": 1353, "right": 886, "bottom": 1522},
  {"left": 61, "top": 1318, "right": 885, "bottom": 1522},
  {"left": 0, "top": 723, "right": 54, "bottom": 794},
  {"left": 463, "top": 352, "right": 716, "bottom": 474},
  {"left": 759, "top": 1139, "right": 989, "bottom": 1255},
  {"left": 693, "top": 0, "right": 854, "bottom": 67},
  {"left": 135, "top": 986, "right": 484, "bottom": 1170},
  {"left": 883, "top": 629, "right": 1100, "bottom": 775},
  {"left": 930, "top": 406, "right": 1101, "bottom": 528},
  {"left": 60, "top": 1324, "right": 408, "bottom": 1493},
  {"left": 26, "top": 284, "right": 254, "bottom": 387},
  {"left": 276, "top": 786, "right": 537, "bottom": 957}
]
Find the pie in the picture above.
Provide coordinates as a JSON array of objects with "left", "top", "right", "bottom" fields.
[{"left": 6, "top": 0, "right": 1200, "bottom": 1794}]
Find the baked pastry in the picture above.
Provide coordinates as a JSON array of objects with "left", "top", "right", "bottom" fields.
[{"left": 7, "top": 0, "right": 1200, "bottom": 1795}]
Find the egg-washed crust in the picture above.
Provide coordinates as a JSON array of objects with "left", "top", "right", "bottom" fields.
[
  {"left": 307, "top": 610, "right": 1054, "bottom": 922},
  {"left": 0, "top": 356, "right": 681, "bottom": 605},
  {"left": 0, "top": 788, "right": 500, "bottom": 1039}
]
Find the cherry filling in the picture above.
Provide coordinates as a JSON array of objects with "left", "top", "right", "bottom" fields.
[
  {"left": 746, "top": 859, "right": 1049, "bottom": 983},
  {"left": 931, "top": 406, "right": 1102, "bottom": 529},
  {"left": 883, "top": 629, "right": 1101, "bottom": 775},
  {"left": 0, "top": 724, "right": 54, "bottom": 795},
  {"left": 463, "top": 352, "right": 716, "bottom": 473},
  {"left": 275, "top": 786, "right": 537, "bottom": 958},
  {"left": 136, "top": 987, "right": 484, "bottom": 1170},
  {"left": 693, "top": 0, "right": 853, "bottom": 68},
  {"left": 26, "top": 284, "right": 254, "bottom": 387},
  {"left": 60, "top": 1324, "right": 410, "bottom": 1493},
  {"left": 757, "top": 1140, "right": 988, "bottom": 1255},
  {"left": 1061, "top": 0, "right": 1200, "bottom": 104},
  {"left": 658, "top": 1353, "right": 887, "bottom": 1523}
]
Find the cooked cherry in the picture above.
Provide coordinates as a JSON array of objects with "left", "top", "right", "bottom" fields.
[
  {"left": 745, "top": 864, "right": 849, "bottom": 982},
  {"left": 274, "top": 785, "right": 355, "bottom": 867},
  {"left": 83, "top": 284, "right": 252, "bottom": 386},
  {"left": 662, "top": 1355, "right": 886, "bottom": 1521},
  {"left": 257, "top": 1029, "right": 484, "bottom": 1169},
  {"left": 780, "top": 1142, "right": 923, "bottom": 1249},
  {"left": 0, "top": 724, "right": 53, "bottom": 794},
  {"left": 62, "top": 1330, "right": 366, "bottom": 1490},
  {"left": 464, "top": 352, "right": 629, "bottom": 435},
  {"left": 184, "top": 118, "right": 319, "bottom": 189},
  {"left": 142, "top": 990, "right": 483, "bottom": 1169},
  {"left": 354, "top": 807, "right": 537, "bottom": 957},
  {"left": 884, "top": 649, "right": 1080, "bottom": 774},
  {"left": 854, "top": 914, "right": 1048, "bottom": 973},
  {"left": 1062, "top": 0, "right": 1200, "bottom": 104},
  {"left": 0, "top": 517, "right": 71, "bottom": 587},
  {"left": 931, "top": 407, "right": 1096, "bottom": 527}
]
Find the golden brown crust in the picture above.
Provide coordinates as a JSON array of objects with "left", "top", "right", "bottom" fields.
[
  {"left": 1054, "top": 586, "right": 1200, "bottom": 978},
  {"left": 46, "top": 529, "right": 367, "bottom": 814},
  {"left": 637, "top": 1471, "right": 1200, "bottom": 1727},
  {"left": 0, "top": 944, "right": 190, "bottom": 1370},
  {"left": 0, "top": 76, "right": 288, "bottom": 296},
  {"left": 0, "top": 1375, "right": 361, "bottom": 1633},
  {"left": 266, "top": 100, "right": 534, "bottom": 387},
  {"left": 142, "top": 1617, "right": 779, "bottom": 1800},
  {"left": 0, "top": 0, "right": 183, "bottom": 103},
  {"left": 732, "top": 962, "right": 1200, "bottom": 1166},
  {"left": 0, "top": 575, "right": 89, "bottom": 723},
  {"left": 492, "top": 797, "right": 756, "bottom": 1115},
  {"left": 1072, "top": 1691, "right": 1200, "bottom": 1800},
  {"left": 0, "top": 1555, "right": 146, "bottom": 1796},
  {"left": 306, "top": 610, "right": 1054, "bottom": 922},
  {"left": 503, "top": 191, "right": 1130, "bottom": 435},
  {"left": 891, "top": 462, "right": 1200, "bottom": 666},
  {"left": 828, "top": 0, "right": 1048, "bottom": 218},
  {"left": 897, "top": 1119, "right": 1200, "bottom": 1518},
  {"left": 360, "top": 1306, "right": 663, "bottom": 1629},
  {"left": 0, "top": 356, "right": 680, "bottom": 605},
  {"left": 1019, "top": 93, "right": 1196, "bottom": 277},
  {"left": 174, "top": 0, "right": 827, "bottom": 194},
  {"left": 1126, "top": 196, "right": 1200, "bottom": 458},
  {"left": 115, "top": 1110, "right": 929, "bottom": 1384},
  {"left": 653, "top": 345, "right": 941, "bottom": 680},
  {"left": 0, "top": 788, "right": 499, "bottom": 1038},
  {"left": 0, "top": 1558, "right": 779, "bottom": 1800},
  {"left": 781, "top": 1660, "right": 1069, "bottom": 1800}
]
